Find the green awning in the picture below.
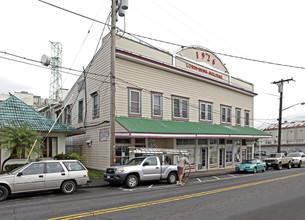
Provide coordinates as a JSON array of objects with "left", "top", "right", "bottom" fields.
[{"left": 116, "top": 116, "right": 271, "bottom": 139}]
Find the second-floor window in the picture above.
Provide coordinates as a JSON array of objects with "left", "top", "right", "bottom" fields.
[
  {"left": 55, "top": 110, "right": 62, "bottom": 124},
  {"left": 129, "top": 88, "right": 141, "bottom": 115},
  {"left": 245, "top": 110, "right": 250, "bottom": 126},
  {"left": 172, "top": 96, "right": 189, "bottom": 120},
  {"left": 236, "top": 108, "right": 241, "bottom": 126},
  {"left": 92, "top": 92, "right": 100, "bottom": 118},
  {"left": 152, "top": 92, "right": 162, "bottom": 118},
  {"left": 221, "top": 105, "right": 232, "bottom": 124},
  {"left": 64, "top": 105, "right": 71, "bottom": 125},
  {"left": 78, "top": 100, "right": 83, "bottom": 123},
  {"left": 200, "top": 101, "right": 213, "bottom": 122}
]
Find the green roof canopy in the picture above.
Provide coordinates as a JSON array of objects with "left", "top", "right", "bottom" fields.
[
  {"left": 116, "top": 116, "right": 271, "bottom": 138},
  {"left": 0, "top": 96, "right": 84, "bottom": 135}
]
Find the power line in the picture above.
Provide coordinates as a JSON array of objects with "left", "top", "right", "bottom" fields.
[
  {"left": 0, "top": 50, "right": 110, "bottom": 79},
  {"left": 38, "top": 1, "right": 305, "bottom": 71}
]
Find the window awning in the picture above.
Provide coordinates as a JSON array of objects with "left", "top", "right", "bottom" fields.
[{"left": 116, "top": 116, "right": 272, "bottom": 139}]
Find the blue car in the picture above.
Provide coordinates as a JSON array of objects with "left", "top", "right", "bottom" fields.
[{"left": 235, "top": 159, "right": 266, "bottom": 173}]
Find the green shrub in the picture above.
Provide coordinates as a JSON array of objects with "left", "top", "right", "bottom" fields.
[
  {"left": 53, "top": 152, "right": 87, "bottom": 165},
  {"left": 4, "top": 164, "right": 24, "bottom": 172}
]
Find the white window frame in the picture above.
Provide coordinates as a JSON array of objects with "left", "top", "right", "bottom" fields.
[
  {"left": 236, "top": 108, "right": 241, "bottom": 126},
  {"left": 199, "top": 101, "right": 213, "bottom": 122},
  {"left": 221, "top": 105, "right": 232, "bottom": 124},
  {"left": 245, "top": 110, "right": 250, "bottom": 126},
  {"left": 152, "top": 92, "right": 162, "bottom": 118},
  {"left": 172, "top": 96, "right": 189, "bottom": 120},
  {"left": 129, "top": 88, "right": 141, "bottom": 115}
]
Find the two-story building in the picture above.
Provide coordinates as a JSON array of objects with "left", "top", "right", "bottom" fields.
[
  {"left": 63, "top": 33, "right": 271, "bottom": 171},
  {"left": 260, "top": 121, "right": 305, "bottom": 154}
]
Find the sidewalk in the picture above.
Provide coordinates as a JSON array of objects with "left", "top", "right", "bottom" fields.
[{"left": 84, "top": 168, "right": 236, "bottom": 188}]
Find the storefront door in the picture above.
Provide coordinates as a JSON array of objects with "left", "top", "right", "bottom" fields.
[
  {"left": 219, "top": 148, "right": 225, "bottom": 168},
  {"left": 241, "top": 147, "right": 247, "bottom": 161},
  {"left": 198, "top": 147, "right": 208, "bottom": 170}
]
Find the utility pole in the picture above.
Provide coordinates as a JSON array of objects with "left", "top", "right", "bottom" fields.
[
  {"left": 110, "top": 0, "right": 128, "bottom": 166},
  {"left": 271, "top": 78, "right": 294, "bottom": 153}
]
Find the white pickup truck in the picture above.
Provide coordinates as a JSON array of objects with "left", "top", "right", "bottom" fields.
[{"left": 104, "top": 156, "right": 178, "bottom": 188}]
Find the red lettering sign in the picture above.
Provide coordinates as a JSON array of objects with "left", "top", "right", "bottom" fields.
[{"left": 185, "top": 63, "right": 222, "bottom": 79}]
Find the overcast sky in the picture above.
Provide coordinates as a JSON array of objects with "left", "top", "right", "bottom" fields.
[{"left": 1, "top": 0, "right": 305, "bottom": 129}]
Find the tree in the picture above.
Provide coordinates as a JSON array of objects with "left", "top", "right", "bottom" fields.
[{"left": 0, "top": 124, "right": 43, "bottom": 171}]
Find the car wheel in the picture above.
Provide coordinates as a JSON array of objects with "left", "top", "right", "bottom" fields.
[
  {"left": 167, "top": 172, "right": 178, "bottom": 184},
  {"left": 253, "top": 167, "right": 257, "bottom": 174},
  {"left": 277, "top": 163, "right": 282, "bottom": 170},
  {"left": 287, "top": 162, "right": 291, "bottom": 169},
  {"left": 61, "top": 180, "right": 76, "bottom": 194},
  {"left": 299, "top": 161, "right": 302, "bottom": 168},
  {"left": 125, "top": 175, "right": 138, "bottom": 188},
  {"left": 262, "top": 166, "right": 266, "bottom": 172},
  {"left": 0, "top": 185, "right": 9, "bottom": 202}
]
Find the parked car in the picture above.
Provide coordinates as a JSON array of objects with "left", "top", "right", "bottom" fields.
[
  {"left": 0, "top": 160, "right": 90, "bottom": 201},
  {"left": 235, "top": 159, "right": 266, "bottom": 173},
  {"left": 287, "top": 152, "right": 305, "bottom": 168},
  {"left": 263, "top": 153, "right": 292, "bottom": 170}
]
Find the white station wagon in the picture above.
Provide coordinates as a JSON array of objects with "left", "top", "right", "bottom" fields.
[{"left": 0, "top": 160, "right": 90, "bottom": 201}]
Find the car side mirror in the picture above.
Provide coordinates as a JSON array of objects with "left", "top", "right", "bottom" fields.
[
  {"left": 17, "top": 172, "right": 23, "bottom": 177},
  {"left": 143, "top": 162, "right": 149, "bottom": 166}
]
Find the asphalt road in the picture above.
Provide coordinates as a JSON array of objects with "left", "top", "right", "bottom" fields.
[{"left": 1, "top": 167, "right": 305, "bottom": 220}]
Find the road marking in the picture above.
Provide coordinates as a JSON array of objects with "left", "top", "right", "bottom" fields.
[
  {"left": 228, "top": 174, "right": 236, "bottom": 178},
  {"left": 47, "top": 172, "right": 305, "bottom": 220},
  {"left": 197, "top": 178, "right": 202, "bottom": 182},
  {"left": 213, "top": 176, "right": 220, "bottom": 179},
  {"left": 148, "top": 184, "right": 153, "bottom": 188}
]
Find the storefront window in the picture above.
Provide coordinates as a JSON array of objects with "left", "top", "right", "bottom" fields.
[
  {"left": 198, "top": 139, "right": 208, "bottom": 170},
  {"left": 116, "top": 138, "right": 131, "bottom": 144},
  {"left": 176, "top": 140, "right": 195, "bottom": 166},
  {"left": 226, "top": 139, "right": 233, "bottom": 165},
  {"left": 209, "top": 139, "right": 218, "bottom": 168},
  {"left": 234, "top": 140, "right": 241, "bottom": 163},
  {"left": 247, "top": 140, "right": 254, "bottom": 159},
  {"left": 176, "top": 139, "right": 195, "bottom": 145},
  {"left": 115, "top": 146, "right": 130, "bottom": 165}
]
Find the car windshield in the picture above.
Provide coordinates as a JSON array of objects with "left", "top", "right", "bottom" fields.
[
  {"left": 242, "top": 159, "right": 255, "bottom": 164},
  {"left": 269, "top": 153, "right": 281, "bottom": 158},
  {"left": 126, "top": 158, "right": 145, "bottom": 165},
  {"left": 287, "top": 153, "right": 301, "bottom": 157}
]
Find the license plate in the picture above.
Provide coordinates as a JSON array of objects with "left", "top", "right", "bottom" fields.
[
  {"left": 239, "top": 168, "right": 244, "bottom": 171},
  {"left": 107, "top": 176, "right": 110, "bottom": 178},
  {"left": 267, "top": 163, "right": 271, "bottom": 165}
]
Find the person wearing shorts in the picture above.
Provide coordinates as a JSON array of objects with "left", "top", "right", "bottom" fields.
[{"left": 177, "top": 155, "right": 191, "bottom": 186}]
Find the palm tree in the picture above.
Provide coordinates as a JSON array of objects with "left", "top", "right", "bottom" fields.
[{"left": 0, "top": 124, "right": 43, "bottom": 172}]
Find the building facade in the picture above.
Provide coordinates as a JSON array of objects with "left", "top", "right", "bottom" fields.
[
  {"left": 0, "top": 96, "right": 84, "bottom": 170},
  {"left": 64, "top": 34, "right": 270, "bottom": 171},
  {"left": 260, "top": 121, "right": 305, "bottom": 154}
]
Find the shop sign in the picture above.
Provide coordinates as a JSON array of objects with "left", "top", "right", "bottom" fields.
[
  {"left": 185, "top": 63, "right": 223, "bottom": 79},
  {"left": 99, "top": 128, "right": 109, "bottom": 142}
]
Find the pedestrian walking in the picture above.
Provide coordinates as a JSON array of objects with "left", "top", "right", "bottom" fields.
[{"left": 177, "top": 155, "right": 191, "bottom": 186}]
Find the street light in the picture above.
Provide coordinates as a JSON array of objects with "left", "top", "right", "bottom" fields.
[
  {"left": 282, "top": 102, "right": 305, "bottom": 111},
  {"left": 277, "top": 101, "right": 305, "bottom": 153}
]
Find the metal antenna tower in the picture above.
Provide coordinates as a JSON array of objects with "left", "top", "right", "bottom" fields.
[{"left": 49, "top": 41, "right": 63, "bottom": 102}]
